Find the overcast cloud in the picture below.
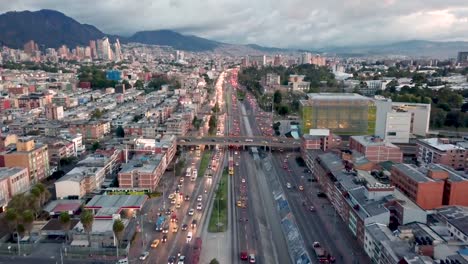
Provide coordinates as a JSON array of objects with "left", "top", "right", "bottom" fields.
[{"left": 1, "top": 0, "right": 468, "bottom": 49}]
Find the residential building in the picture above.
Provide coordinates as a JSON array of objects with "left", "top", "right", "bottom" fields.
[
  {"left": 118, "top": 154, "right": 167, "bottom": 190},
  {"left": 45, "top": 104, "right": 64, "bottom": 120},
  {"left": 349, "top": 136, "right": 403, "bottom": 163},
  {"left": 416, "top": 138, "right": 468, "bottom": 171},
  {"left": 3, "top": 137, "right": 49, "bottom": 183},
  {"left": 301, "top": 129, "right": 341, "bottom": 152},
  {"left": 300, "top": 93, "right": 376, "bottom": 135},
  {"left": 115, "top": 84, "right": 126, "bottom": 94},
  {"left": 265, "top": 73, "right": 280, "bottom": 86},
  {"left": 77, "top": 149, "right": 120, "bottom": 177},
  {"left": 288, "top": 75, "right": 310, "bottom": 91},
  {"left": 60, "top": 133, "right": 85, "bottom": 156},
  {"left": 249, "top": 55, "right": 266, "bottom": 67},
  {"left": 68, "top": 121, "right": 110, "bottom": 141},
  {"left": 457, "top": 51, "right": 468, "bottom": 63},
  {"left": 436, "top": 206, "right": 468, "bottom": 244},
  {"left": 41, "top": 138, "right": 75, "bottom": 165},
  {"left": 0, "top": 167, "right": 29, "bottom": 211},
  {"left": 55, "top": 166, "right": 105, "bottom": 199}
]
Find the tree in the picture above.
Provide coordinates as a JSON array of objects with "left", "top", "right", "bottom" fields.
[
  {"left": 122, "top": 80, "right": 131, "bottom": 89},
  {"left": 273, "top": 90, "right": 282, "bottom": 105},
  {"left": 112, "top": 219, "right": 125, "bottom": 257},
  {"left": 5, "top": 208, "right": 18, "bottom": 233},
  {"left": 80, "top": 209, "right": 94, "bottom": 247},
  {"left": 278, "top": 105, "right": 289, "bottom": 116},
  {"left": 34, "top": 183, "right": 50, "bottom": 207},
  {"left": 91, "top": 109, "right": 103, "bottom": 119},
  {"left": 445, "top": 111, "right": 464, "bottom": 129},
  {"left": 462, "top": 103, "right": 468, "bottom": 113},
  {"left": 209, "top": 259, "right": 220, "bottom": 264},
  {"left": 59, "top": 212, "right": 71, "bottom": 243},
  {"left": 115, "top": 126, "right": 125, "bottom": 138},
  {"left": 211, "top": 102, "right": 220, "bottom": 113},
  {"left": 134, "top": 80, "right": 144, "bottom": 89},
  {"left": 91, "top": 141, "right": 101, "bottom": 152},
  {"left": 22, "top": 210, "right": 34, "bottom": 237}
]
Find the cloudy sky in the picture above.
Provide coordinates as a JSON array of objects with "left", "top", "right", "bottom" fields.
[{"left": 2, "top": 0, "right": 468, "bottom": 49}]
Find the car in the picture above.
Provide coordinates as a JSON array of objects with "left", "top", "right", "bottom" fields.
[
  {"left": 237, "top": 200, "right": 243, "bottom": 207},
  {"left": 236, "top": 162, "right": 239, "bottom": 166},
  {"left": 191, "top": 219, "right": 197, "bottom": 228},
  {"left": 172, "top": 225, "right": 179, "bottom": 233},
  {"left": 150, "top": 239, "right": 160, "bottom": 248},
  {"left": 299, "top": 185, "right": 304, "bottom": 191},
  {"left": 175, "top": 187, "right": 180, "bottom": 194},
  {"left": 184, "top": 195, "right": 190, "bottom": 201},
  {"left": 310, "top": 206, "right": 316, "bottom": 212},
  {"left": 186, "top": 232, "right": 193, "bottom": 243},
  {"left": 139, "top": 251, "right": 149, "bottom": 260},
  {"left": 178, "top": 255, "right": 185, "bottom": 264},
  {"left": 188, "top": 209, "right": 194, "bottom": 215},
  {"left": 197, "top": 203, "right": 203, "bottom": 210},
  {"left": 181, "top": 224, "right": 188, "bottom": 231},
  {"left": 317, "top": 192, "right": 327, "bottom": 198},
  {"left": 179, "top": 177, "right": 184, "bottom": 183},
  {"left": 249, "top": 254, "right": 256, "bottom": 263},
  {"left": 240, "top": 252, "right": 248, "bottom": 260},
  {"left": 191, "top": 176, "right": 196, "bottom": 182},
  {"left": 168, "top": 193, "right": 175, "bottom": 199},
  {"left": 241, "top": 178, "right": 246, "bottom": 183},
  {"left": 162, "top": 235, "right": 168, "bottom": 242},
  {"left": 197, "top": 195, "right": 203, "bottom": 202},
  {"left": 168, "top": 256, "right": 176, "bottom": 264},
  {"left": 171, "top": 199, "right": 176, "bottom": 204},
  {"left": 163, "top": 226, "right": 169, "bottom": 233},
  {"left": 176, "top": 203, "right": 181, "bottom": 209},
  {"left": 165, "top": 209, "right": 172, "bottom": 215},
  {"left": 286, "top": 182, "right": 292, "bottom": 189}
]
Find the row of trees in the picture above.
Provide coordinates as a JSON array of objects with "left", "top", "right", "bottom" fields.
[{"left": 78, "top": 66, "right": 117, "bottom": 89}]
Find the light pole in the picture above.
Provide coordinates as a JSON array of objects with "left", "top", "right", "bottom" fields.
[{"left": 15, "top": 232, "right": 20, "bottom": 256}]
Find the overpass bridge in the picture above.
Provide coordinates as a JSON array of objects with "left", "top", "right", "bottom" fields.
[{"left": 176, "top": 136, "right": 301, "bottom": 150}]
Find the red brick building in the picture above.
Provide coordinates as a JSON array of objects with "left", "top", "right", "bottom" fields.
[
  {"left": 349, "top": 136, "right": 403, "bottom": 163},
  {"left": 416, "top": 138, "right": 468, "bottom": 171}
]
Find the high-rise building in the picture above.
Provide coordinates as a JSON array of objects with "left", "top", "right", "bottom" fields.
[
  {"left": 23, "top": 40, "right": 38, "bottom": 55},
  {"left": 301, "top": 52, "right": 311, "bottom": 64},
  {"left": 249, "top": 55, "right": 266, "bottom": 67},
  {"left": 3, "top": 137, "right": 50, "bottom": 184},
  {"left": 89, "top": 40, "right": 97, "bottom": 59},
  {"left": 114, "top": 39, "right": 122, "bottom": 62},
  {"left": 273, "top": 55, "right": 282, "bottom": 66},
  {"left": 176, "top": 50, "right": 184, "bottom": 61},
  {"left": 101, "top": 37, "right": 113, "bottom": 61}
]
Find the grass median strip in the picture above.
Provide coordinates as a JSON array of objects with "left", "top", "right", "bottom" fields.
[
  {"left": 198, "top": 150, "right": 211, "bottom": 177},
  {"left": 208, "top": 168, "right": 229, "bottom": 232}
]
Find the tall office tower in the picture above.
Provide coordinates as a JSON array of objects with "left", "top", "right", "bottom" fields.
[
  {"left": 89, "top": 40, "right": 97, "bottom": 59},
  {"left": 96, "top": 39, "right": 103, "bottom": 59},
  {"left": 23, "top": 40, "right": 38, "bottom": 55},
  {"left": 58, "top": 45, "right": 70, "bottom": 59},
  {"left": 84, "top": 47, "right": 92, "bottom": 59},
  {"left": 301, "top": 52, "right": 311, "bottom": 64},
  {"left": 457, "top": 51, "right": 468, "bottom": 63},
  {"left": 114, "top": 39, "right": 122, "bottom": 62}
]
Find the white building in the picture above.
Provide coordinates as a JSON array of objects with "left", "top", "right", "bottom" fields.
[
  {"left": 288, "top": 75, "right": 310, "bottom": 92},
  {"left": 55, "top": 166, "right": 105, "bottom": 199}
]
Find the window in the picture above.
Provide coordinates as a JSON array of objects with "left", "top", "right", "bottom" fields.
[{"left": 387, "top": 132, "right": 397, "bottom": 136}]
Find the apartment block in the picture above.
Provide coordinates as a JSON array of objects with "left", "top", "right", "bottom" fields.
[
  {"left": 416, "top": 138, "right": 468, "bottom": 171},
  {"left": 301, "top": 129, "right": 341, "bottom": 153},
  {"left": 68, "top": 121, "right": 110, "bottom": 141},
  {"left": 55, "top": 166, "right": 105, "bottom": 199},
  {"left": 390, "top": 163, "right": 468, "bottom": 209},
  {"left": 349, "top": 136, "right": 403, "bottom": 163},
  {"left": 118, "top": 154, "right": 167, "bottom": 191},
  {"left": 45, "top": 104, "right": 64, "bottom": 120},
  {"left": 0, "top": 167, "right": 30, "bottom": 211},
  {"left": 3, "top": 137, "right": 50, "bottom": 183}
]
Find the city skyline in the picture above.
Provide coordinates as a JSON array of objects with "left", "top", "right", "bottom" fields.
[{"left": 1, "top": 0, "right": 468, "bottom": 49}]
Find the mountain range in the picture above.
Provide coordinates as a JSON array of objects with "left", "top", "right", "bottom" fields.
[{"left": 0, "top": 9, "right": 466, "bottom": 58}]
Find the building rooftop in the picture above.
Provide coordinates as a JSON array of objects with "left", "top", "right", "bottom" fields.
[
  {"left": 0, "top": 167, "right": 26, "bottom": 180},
  {"left": 393, "top": 163, "right": 435, "bottom": 183},
  {"left": 317, "top": 152, "right": 344, "bottom": 173},
  {"left": 436, "top": 206, "right": 468, "bottom": 237},
  {"left": 306, "top": 93, "right": 370, "bottom": 101},
  {"left": 56, "top": 166, "right": 104, "bottom": 183},
  {"left": 426, "top": 164, "right": 468, "bottom": 183},
  {"left": 120, "top": 154, "right": 163, "bottom": 174},
  {"left": 419, "top": 138, "right": 464, "bottom": 152},
  {"left": 351, "top": 135, "right": 400, "bottom": 148},
  {"left": 348, "top": 186, "right": 389, "bottom": 219}
]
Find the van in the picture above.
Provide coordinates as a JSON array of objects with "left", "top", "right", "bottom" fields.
[
  {"left": 186, "top": 232, "right": 193, "bottom": 243},
  {"left": 245, "top": 139, "right": 253, "bottom": 142},
  {"left": 20, "top": 236, "right": 30, "bottom": 243}
]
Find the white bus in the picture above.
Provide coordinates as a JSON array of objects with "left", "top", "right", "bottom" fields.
[
  {"left": 185, "top": 168, "right": 192, "bottom": 177},
  {"left": 192, "top": 169, "right": 198, "bottom": 178}
]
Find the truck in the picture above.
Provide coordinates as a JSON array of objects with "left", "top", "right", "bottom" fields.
[
  {"left": 312, "top": 242, "right": 334, "bottom": 263},
  {"left": 155, "top": 216, "right": 167, "bottom": 232},
  {"left": 186, "top": 167, "right": 192, "bottom": 177},
  {"left": 228, "top": 156, "right": 234, "bottom": 175},
  {"left": 190, "top": 237, "right": 202, "bottom": 264}
]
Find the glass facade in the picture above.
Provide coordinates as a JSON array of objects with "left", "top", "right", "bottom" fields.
[{"left": 300, "top": 94, "right": 377, "bottom": 135}]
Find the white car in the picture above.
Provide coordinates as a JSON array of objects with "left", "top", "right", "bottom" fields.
[
  {"left": 188, "top": 209, "right": 194, "bottom": 216},
  {"left": 286, "top": 182, "right": 292, "bottom": 189},
  {"left": 196, "top": 203, "right": 202, "bottom": 210},
  {"left": 241, "top": 178, "right": 246, "bottom": 183},
  {"left": 139, "top": 251, "right": 149, "bottom": 260},
  {"left": 197, "top": 195, "right": 203, "bottom": 202},
  {"left": 178, "top": 256, "right": 186, "bottom": 264}
]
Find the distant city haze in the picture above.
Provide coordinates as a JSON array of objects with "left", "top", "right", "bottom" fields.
[{"left": 2, "top": 0, "right": 468, "bottom": 49}]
